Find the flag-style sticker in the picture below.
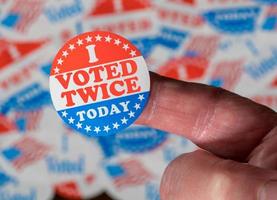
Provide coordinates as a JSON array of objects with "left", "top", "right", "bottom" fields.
[{"left": 49, "top": 31, "right": 150, "bottom": 137}]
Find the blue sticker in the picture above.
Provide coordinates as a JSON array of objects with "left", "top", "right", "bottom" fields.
[
  {"left": 156, "top": 27, "right": 188, "bottom": 49},
  {"left": 262, "top": 16, "right": 277, "bottom": 31},
  {"left": 45, "top": 155, "right": 85, "bottom": 174},
  {"left": 203, "top": 7, "right": 260, "bottom": 33},
  {"left": 97, "top": 126, "right": 168, "bottom": 158},
  {"left": 0, "top": 170, "right": 16, "bottom": 187},
  {"left": 131, "top": 37, "right": 157, "bottom": 58},
  {"left": 254, "top": 0, "right": 277, "bottom": 4},
  {"left": 43, "top": 0, "right": 83, "bottom": 23},
  {"left": 0, "top": 83, "right": 50, "bottom": 115},
  {"left": 0, "top": 188, "right": 37, "bottom": 200},
  {"left": 245, "top": 48, "right": 277, "bottom": 80},
  {"left": 1, "top": 13, "right": 21, "bottom": 28}
]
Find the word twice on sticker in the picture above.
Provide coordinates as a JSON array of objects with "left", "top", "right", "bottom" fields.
[{"left": 55, "top": 59, "right": 141, "bottom": 107}]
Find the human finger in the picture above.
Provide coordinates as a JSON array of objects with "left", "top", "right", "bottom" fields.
[
  {"left": 160, "top": 150, "right": 277, "bottom": 200},
  {"left": 137, "top": 73, "right": 277, "bottom": 160}
]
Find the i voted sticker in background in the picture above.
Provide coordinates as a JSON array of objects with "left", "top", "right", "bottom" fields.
[{"left": 49, "top": 31, "right": 150, "bottom": 137}]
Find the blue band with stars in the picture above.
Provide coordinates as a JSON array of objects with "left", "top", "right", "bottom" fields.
[{"left": 58, "top": 92, "right": 149, "bottom": 137}]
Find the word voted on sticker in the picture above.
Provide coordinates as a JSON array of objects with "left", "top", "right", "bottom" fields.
[{"left": 49, "top": 31, "right": 150, "bottom": 137}]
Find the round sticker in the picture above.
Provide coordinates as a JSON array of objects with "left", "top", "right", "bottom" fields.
[{"left": 49, "top": 31, "right": 150, "bottom": 137}]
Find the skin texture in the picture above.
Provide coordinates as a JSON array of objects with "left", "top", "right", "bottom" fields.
[{"left": 136, "top": 73, "right": 277, "bottom": 200}]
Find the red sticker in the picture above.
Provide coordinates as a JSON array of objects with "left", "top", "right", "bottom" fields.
[{"left": 49, "top": 31, "right": 150, "bottom": 137}]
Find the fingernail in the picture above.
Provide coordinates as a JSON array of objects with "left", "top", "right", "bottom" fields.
[{"left": 260, "top": 181, "right": 277, "bottom": 200}]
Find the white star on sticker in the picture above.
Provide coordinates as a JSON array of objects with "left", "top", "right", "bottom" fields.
[
  {"left": 94, "top": 126, "right": 101, "bottom": 133},
  {"left": 134, "top": 103, "right": 141, "bottom": 110},
  {"left": 138, "top": 94, "right": 145, "bottom": 101},
  {"left": 85, "top": 35, "right": 92, "bottom": 42},
  {"left": 54, "top": 66, "right": 60, "bottom": 74},
  {"left": 105, "top": 35, "right": 112, "bottom": 42},
  {"left": 68, "top": 117, "right": 74, "bottom": 124},
  {"left": 76, "top": 122, "right": 82, "bottom": 129},
  {"left": 57, "top": 58, "right": 63, "bottom": 65},
  {"left": 62, "top": 50, "right": 68, "bottom": 57},
  {"left": 128, "top": 111, "right": 135, "bottom": 118},
  {"left": 77, "top": 39, "right": 83, "bottom": 46},
  {"left": 123, "top": 44, "right": 129, "bottom": 51},
  {"left": 103, "top": 125, "right": 111, "bottom": 132},
  {"left": 69, "top": 44, "right": 75, "bottom": 50},
  {"left": 114, "top": 39, "right": 121, "bottom": 45},
  {"left": 130, "top": 50, "right": 136, "bottom": 57},
  {"left": 61, "top": 111, "right": 68, "bottom": 118},
  {"left": 95, "top": 34, "right": 102, "bottom": 41},
  {"left": 121, "top": 117, "right": 128, "bottom": 124},
  {"left": 85, "top": 125, "right": 91, "bottom": 132},
  {"left": 113, "top": 122, "right": 120, "bottom": 129}
]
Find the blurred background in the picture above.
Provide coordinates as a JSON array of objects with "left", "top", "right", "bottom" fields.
[{"left": 0, "top": 0, "right": 276, "bottom": 199}]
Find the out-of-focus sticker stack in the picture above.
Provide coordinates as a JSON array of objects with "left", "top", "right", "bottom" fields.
[{"left": 0, "top": 0, "right": 276, "bottom": 199}]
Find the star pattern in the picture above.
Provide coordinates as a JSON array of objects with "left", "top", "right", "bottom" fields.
[
  {"left": 85, "top": 35, "right": 92, "bottom": 42},
  {"left": 60, "top": 93, "right": 147, "bottom": 135},
  {"left": 94, "top": 126, "right": 101, "bottom": 133},
  {"left": 138, "top": 94, "right": 145, "bottom": 101},
  {"left": 68, "top": 117, "right": 75, "bottom": 124},
  {"left": 95, "top": 34, "right": 102, "bottom": 41},
  {"left": 77, "top": 39, "right": 83, "bottom": 46},
  {"left": 114, "top": 39, "right": 121, "bottom": 45},
  {"left": 121, "top": 117, "right": 128, "bottom": 124},
  {"left": 53, "top": 32, "right": 138, "bottom": 75},
  {"left": 57, "top": 58, "right": 63, "bottom": 65},
  {"left": 54, "top": 66, "right": 60, "bottom": 74},
  {"left": 69, "top": 44, "right": 75, "bottom": 50},
  {"left": 85, "top": 125, "right": 91, "bottom": 132},
  {"left": 103, "top": 125, "right": 111, "bottom": 132},
  {"left": 62, "top": 50, "right": 68, "bottom": 57},
  {"left": 62, "top": 111, "right": 68, "bottom": 117},
  {"left": 130, "top": 50, "right": 136, "bottom": 57},
  {"left": 134, "top": 103, "right": 141, "bottom": 110},
  {"left": 123, "top": 44, "right": 129, "bottom": 51},
  {"left": 128, "top": 111, "right": 135, "bottom": 118},
  {"left": 76, "top": 122, "right": 82, "bottom": 129},
  {"left": 113, "top": 122, "right": 120, "bottom": 129},
  {"left": 105, "top": 35, "right": 112, "bottom": 42}
]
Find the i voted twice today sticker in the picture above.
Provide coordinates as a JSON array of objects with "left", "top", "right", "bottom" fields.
[{"left": 49, "top": 31, "right": 150, "bottom": 137}]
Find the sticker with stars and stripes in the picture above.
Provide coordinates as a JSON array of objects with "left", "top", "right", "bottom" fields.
[{"left": 49, "top": 31, "right": 150, "bottom": 137}]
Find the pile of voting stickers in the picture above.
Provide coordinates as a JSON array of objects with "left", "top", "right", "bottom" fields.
[{"left": 0, "top": 0, "right": 276, "bottom": 199}]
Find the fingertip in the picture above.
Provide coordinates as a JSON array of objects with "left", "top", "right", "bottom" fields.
[{"left": 136, "top": 72, "right": 163, "bottom": 125}]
